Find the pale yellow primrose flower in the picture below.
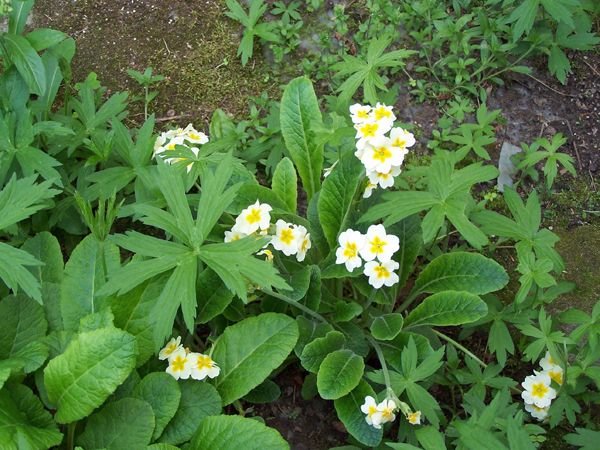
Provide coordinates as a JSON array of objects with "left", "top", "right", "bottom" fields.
[
  {"left": 360, "top": 224, "right": 400, "bottom": 262},
  {"left": 371, "top": 399, "right": 397, "bottom": 429},
  {"left": 407, "top": 410, "right": 422, "bottom": 425},
  {"left": 188, "top": 352, "right": 220, "bottom": 380},
  {"left": 360, "top": 136, "right": 408, "bottom": 174},
  {"left": 350, "top": 103, "right": 373, "bottom": 124},
  {"left": 336, "top": 229, "right": 366, "bottom": 272},
  {"left": 354, "top": 119, "right": 392, "bottom": 152},
  {"left": 389, "top": 127, "right": 416, "bottom": 150},
  {"left": 271, "top": 220, "right": 299, "bottom": 256},
  {"left": 224, "top": 228, "right": 247, "bottom": 243},
  {"left": 166, "top": 348, "right": 192, "bottom": 380},
  {"left": 372, "top": 102, "right": 396, "bottom": 128},
  {"left": 539, "top": 351, "right": 564, "bottom": 385},
  {"left": 525, "top": 403, "right": 549, "bottom": 421},
  {"left": 234, "top": 200, "right": 272, "bottom": 235},
  {"left": 360, "top": 396, "right": 380, "bottom": 427},
  {"left": 367, "top": 166, "right": 402, "bottom": 189},
  {"left": 159, "top": 336, "right": 183, "bottom": 360},
  {"left": 364, "top": 260, "right": 400, "bottom": 289},
  {"left": 183, "top": 124, "right": 209, "bottom": 145},
  {"left": 363, "top": 181, "right": 377, "bottom": 199},
  {"left": 521, "top": 372, "right": 557, "bottom": 408},
  {"left": 295, "top": 225, "right": 311, "bottom": 262}
]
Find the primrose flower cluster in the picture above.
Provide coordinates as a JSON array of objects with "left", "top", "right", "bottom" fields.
[
  {"left": 159, "top": 336, "right": 220, "bottom": 381},
  {"left": 154, "top": 124, "right": 209, "bottom": 171},
  {"left": 361, "top": 396, "right": 421, "bottom": 429},
  {"left": 350, "top": 103, "right": 415, "bottom": 198},
  {"left": 521, "top": 351, "right": 564, "bottom": 421},
  {"left": 336, "top": 225, "right": 400, "bottom": 288},
  {"left": 225, "top": 200, "right": 311, "bottom": 262}
]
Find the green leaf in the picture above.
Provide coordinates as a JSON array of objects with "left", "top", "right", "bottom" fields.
[
  {"left": 0, "top": 384, "right": 62, "bottom": 450},
  {"left": 548, "top": 45, "right": 570, "bottom": 84},
  {"left": 190, "top": 415, "right": 289, "bottom": 450},
  {"left": 509, "top": 0, "right": 540, "bottom": 40},
  {"left": 411, "top": 252, "right": 508, "bottom": 297},
  {"left": 0, "top": 243, "right": 43, "bottom": 302},
  {"left": 564, "top": 428, "right": 600, "bottom": 450},
  {"left": 271, "top": 157, "right": 298, "bottom": 213},
  {"left": 300, "top": 331, "right": 346, "bottom": 373},
  {"left": 61, "top": 235, "right": 117, "bottom": 331},
  {"left": 111, "top": 281, "right": 160, "bottom": 367},
  {"left": 280, "top": 77, "right": 324, "bottom": 200},
  {"left": 212, "top": 313, "right": 299, "bottom": 405},
  {"left": 158, "top": 381, "right": 221, "bottom": 445},
  {"left": 455, "top": 422, "right": 508, "bottom": 450},
  {"left": 44, "top": 328, "right": 137, "bottom": 423},
  {"left": 334, "top": 380, "right": 383, "bottom": 447},
  {"left": 1, "top": 34, "right": 46, "bottom": 95},
  {"left": 25, "top": 29, "right": 68, "bottom": 52},
  {"left": 196, "top": 268, "right": 234, "bottom": 323},
  {"left": 8, "top": 0, "right": 34, "bottom": 35},
  {"left": 243, "top": 379, "right": 281, "bottom": 404},
  {"left": 78, "top": 398, "right": 155, "bottom": 450},
  {"left": 416, "top": 426, "right": 447, "bottom": 450},
  {"left": 317, "top": 152, "right": 363, "bottom": 248},
  {"left": 317, "top": 349, "right": 364, "bottom": 400},
  {"left": 389, "top": 215, "right": 422, "bottom": 289},
  {"left": 133, "top": 372, "right": 181, "bottom": 441},
  {"left": 0, "top": 295, "right": 47, "bottom": 361},
  {"left": 0, "top": 175, "right": 59, "bottom": 231},
  {"left": 404, "top": 291, "right": 488, "bottom": 329},
  {"left": 371, "top": 314, "right": 404, "bottom": 341}
]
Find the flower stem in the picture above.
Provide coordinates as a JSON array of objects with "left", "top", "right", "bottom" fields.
[
  {"left": 432, "top": 329, "right": 487, "bottom": 369},
  {"left": 367, "top": 336, "right": 392, "bottom": 394},
  {"left": 66, "top": 422, "right": 77, "bottom": 450},
  {"left": 262, "top": 288, "right": 329, "bottom": 324}
]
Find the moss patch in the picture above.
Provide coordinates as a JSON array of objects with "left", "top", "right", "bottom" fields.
[
  {"left": 32, "top": 0, "right": 281, "bottom": 127},
  {"left": 552, "top": 224, "right": 600, "bottom": 313}
]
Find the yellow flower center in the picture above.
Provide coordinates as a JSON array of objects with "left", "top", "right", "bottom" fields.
[
  {"left": 370, "top": 236, "right": 387, "bottom": 254},
  {"left": 374, "top": 107, "right": 392, "bottom": 120},
  {"left": 279, "top": 228, "right": 295, "bottom": 245},
  {"left": 171, "top": 355, "right": 187, "bottom": 372},
  {"left": 343, "top": 242, "right": 358, "bottom": 258},
  {"left": 360, "top": 123, "right": 379, "bottom": 138},
  {"left": 166, "top": 143, "right": 176, "bottom": 150},
  {"left": 531, "top": 382, "right": 549, "bottom": 398},
  {"left": 189, "top": 132, "right": 200, "bottom": 140},
  {"left": 301, "top": 238, "right": 310, "bottom": 252},
  {"left": 357, "top": 110, "right": 370, "bottom": 119},
  {"left": 373, "top": 146, "right": 392, "bottom": 163},
  {"left": 196, "top": 355, "right": 213, "bottom": 370},
  {"left": 408, "top": 412, "right": 419, "bottom": 424},
  {"left": 381, "top": 407, "right": 394, "bottom": 420},
  {"left": 368, "top": 405, "right": 377, "bottom": 416},
  {"left": 374, "top": 265, "right": 390, "bottom": 279},
  {"left": 392, "top": 137, "right": 407, "bottom": 147},
  {"left": 549, "top": 370, "right": 563, "bottom": 385},
  {"left": 378, "top": 172, "right": 390, "bottom": 180},
  {"left": 245, "top": 208, "right": 262, "bottom": 224},
  {"left": 165, "top": 343, "right": 178, "bottom": 354}
]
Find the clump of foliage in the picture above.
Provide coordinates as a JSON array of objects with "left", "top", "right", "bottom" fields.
[{"left": 0, "top": 0, "right": 598, "bottom": 449}]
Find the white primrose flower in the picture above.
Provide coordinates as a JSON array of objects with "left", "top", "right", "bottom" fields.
[
  {"left": 354, "top": 120, "right": 392, "bottom": 151},
  {"left": 359, "top": 224, "right": 400, "bottom": 262},
  {"left": 360, "top": 136, "right": 407, "bottom": 173},
  {"left": 525, "top": 403, "right": 549, "bottom": 421},
  {"left": 372, "top": 102, "right": 396, "bottom": 127},
  {"left": 166, "top": 348, "right": 192, "bottom": 380},
  {"left": 335, "top": 229, "right": 366, "bottom": 272},
  {"left": 389, "top": 127, "right": 416, "bottom": 150},
  {"left": 159, "top": 336, "right": 183, "bottom": 361},
  {"left": 182, "top": 124, "right": 209, "bottom": 145},
  {"left": 234, "top": 200, "right": 272, "bottom": 235},
  {"left": 521, "top": 372, "right": 557, "bottom": 408},
  {"left": 188, "top": 352, "right": 220, "bottom": 380},
  {"left": 539, "top": 351, "right": 564, "bottom": 385},
  {"left": 271, "top": 220, "right": 299, "bottom": 256},
  {"left": 295, "top": 225, "right": 311, "bottom": 262},
  {"left": 407, "top": 410, "right": 422, "bottom": 425},
  {"left": 224, "top": 228, "right": 247, "bottom": 243},
  {"left": 367, "top": 166, "right": 402, "bottom": 189},
  {"left": 363, "top": 180, "right": 377, "bottom": 199},
  {"left": 372, "top": 399, "right": 397, "bottom": 429},
  {"left": 364, "top": 260, "right": 400, "bottom": 289},
  {"left": 360, "top": 396, "right": 380, "bottom": 427},
  {"left": 350, "top": 103, "right": 372, "bottom": 124}
]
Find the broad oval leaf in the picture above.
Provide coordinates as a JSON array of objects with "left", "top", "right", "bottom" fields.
[
  {"left": 271, "top": 157, "right": 298, "bottom": 213},
  {"left": 212, "top": 313, "right": 299, "bottom": 405},
  {"left": 77, "top": 398, "right": 155, "bottom": 450},
  {"left": 404, "top": 291, "right": 488, "bottom": 329},
  {"left": 0, "top": 295, "right": 47, "bottom": 360},
  {"left": 190, "top": 415, "right": 289, "bottom": 450},
  {"left": 280, "top": 77, "right": 323, "bottom": 200},
  {"left": 317, "top": 349, "right": 364, "bottom": 400},
  {"left": 133, "top": 372, "right": 181, "bottom": 441},
  {"left": 44, "top": 328, "right": 137, "bottom": 423},
  {"left": 300, "top": 330, "right": 346, "bottom": 373},
  {"left": 370, "top": 313, "right": 404, "bottom": 341},
  {"left": 411, "top": 252, "right": 508, "bottom": 296},
  {"left": 158, "top": 381, "right": 221, "bottom": 445},
  {"left": 334, "top": 380, "right": 382, "bottom": 447},
  {"left": 2, "top": 34, "right": 46, "bottom": 95}
]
